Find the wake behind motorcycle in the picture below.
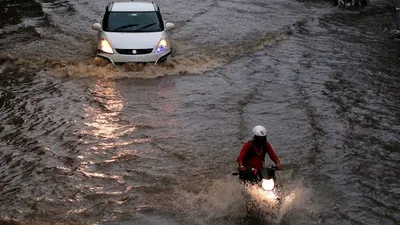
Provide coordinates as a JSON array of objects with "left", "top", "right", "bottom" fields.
[{"left": 233, "top": 166, "right": 283, "bottom": 218}]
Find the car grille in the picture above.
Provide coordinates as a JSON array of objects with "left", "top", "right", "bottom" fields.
[{"left": 115, "top": 48, "right": 153, "bottom": 55}]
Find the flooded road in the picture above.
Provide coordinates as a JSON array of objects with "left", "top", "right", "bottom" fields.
[{"left": 0, "top": 0, "right": 399, "bottom": 224}]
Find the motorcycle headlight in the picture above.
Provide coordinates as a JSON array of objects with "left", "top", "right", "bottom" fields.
[
  {"left": 262, "top": 178, "right": 275, "bottom": 191},
  {"left": 100, "top": 39, "right": 113, "bottom": 54},
  {"left": 156, "top": 38, "right": 168, "bottom": 54}
]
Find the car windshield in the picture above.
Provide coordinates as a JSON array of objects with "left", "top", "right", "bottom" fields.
[{"left": 105, "top": 12, "right": 162, "bottom": 32}]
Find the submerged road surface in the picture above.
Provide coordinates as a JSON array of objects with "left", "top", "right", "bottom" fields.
[{"left": 0, "top": 0, "right": 399, "bottom": 224}]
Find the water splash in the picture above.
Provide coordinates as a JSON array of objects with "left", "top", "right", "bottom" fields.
[
  {"left": 173, "top": 175, "right": 321, "bottom": 225},
  {"left": 0, "top": 52, "right": 222, "bottom": 79},
  {"left": 275, "top": 184, "right": 316, "bottom": 224},
  {"left": 174, "top": 176, "right": 247, "bottom": 225}
]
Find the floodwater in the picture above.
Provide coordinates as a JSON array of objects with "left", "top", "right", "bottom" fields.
[{"left": 0, "top": 0, "right": 399, "bottom": 224}]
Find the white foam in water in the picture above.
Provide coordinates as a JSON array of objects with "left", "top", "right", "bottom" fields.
[
  {"left": 275, "top": 184, "right": 315, "bottom": 224},
  {"left": 174, "top": 175, "right": 247, "bottom": 225},
  {"left": 174, "top": 176, "right": 319, "bottom": 225}
]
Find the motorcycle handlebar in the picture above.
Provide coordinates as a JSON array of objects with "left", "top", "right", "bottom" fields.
[
  {"left": 232, "top": 165, "right": 281, "bottom": 176},
  {"left": 268, "top": 165, "right": 278, "bottom": 171},
  {"left": 232, "top": 168, "right": 255, "bottom": 176}
]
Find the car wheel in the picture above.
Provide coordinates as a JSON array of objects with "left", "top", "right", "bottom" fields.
[{"left": 157, "top": 55, "right": 172, "bottom": 64}]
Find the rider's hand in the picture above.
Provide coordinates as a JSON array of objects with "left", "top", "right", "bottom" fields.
[
  {"left": 276, "top": 163, "right": 284, "bottom": 170},
  {"left": 239, "top": 165, "right": 246, "bottom": 172}
]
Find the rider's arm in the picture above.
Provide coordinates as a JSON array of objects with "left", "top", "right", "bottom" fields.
[
  {"left": 266, "top": 142, "right": 281, "bottom": 165},
  {"left": 237, "top": 142, "right": 250, "bottom": 167}
]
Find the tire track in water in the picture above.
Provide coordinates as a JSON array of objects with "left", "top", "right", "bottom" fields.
[
  {"left": 290, "top": 19, "right": 326, "bottom": 165},
  {"left": 294, "top": 81, "right": 325, "bottom": 165}
]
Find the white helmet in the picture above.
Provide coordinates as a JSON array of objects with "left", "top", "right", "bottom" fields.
[{"left": 252, "top": 125, "right": 267, "bottom": 137}]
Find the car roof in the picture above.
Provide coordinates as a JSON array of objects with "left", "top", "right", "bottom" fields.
[{"left": 110, "top": 2, "right": 156, "bottom": 12}]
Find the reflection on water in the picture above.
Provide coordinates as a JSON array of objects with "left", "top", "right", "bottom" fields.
[
  {"left": 82, "top": 79, "right": 125, "bottom": 139},
  {"left": 78, "top": 79, "right": 130, "bottom": 184}
]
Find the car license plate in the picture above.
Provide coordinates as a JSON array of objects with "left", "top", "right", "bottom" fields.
[{"left": 129, "top": 56, "right": 142, "bottom": 61}]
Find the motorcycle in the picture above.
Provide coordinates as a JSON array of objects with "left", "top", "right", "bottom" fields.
[{"left": 233, "top": 166, "right": 283, "bottom": 218}]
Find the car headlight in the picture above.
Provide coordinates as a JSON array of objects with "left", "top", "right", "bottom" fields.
[
  {"left": 100, "top": 39, "right": 113, "bottom": 54},
  {"left": 156, "top": 38, "right": 168, "bottom": 54}
]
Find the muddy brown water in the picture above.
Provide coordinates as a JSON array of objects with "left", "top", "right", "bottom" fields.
[{"left": 0, "top": 0, "right": 399, "bottom": 224}]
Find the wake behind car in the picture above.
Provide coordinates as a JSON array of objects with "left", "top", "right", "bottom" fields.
[{"left": 92, "top": 1, "right": 174, "bottom": 65}]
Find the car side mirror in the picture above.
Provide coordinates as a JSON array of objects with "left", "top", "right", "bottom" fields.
[
  {"left": 92, "top": 23, "right": 102, "bottom": 31},
  {"left": 165, "top": 23, "right": 175, "bottom": 31}
]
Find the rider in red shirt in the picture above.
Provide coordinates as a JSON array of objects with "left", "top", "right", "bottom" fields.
[{"left": 237, "top": 125, "right": 283, "bottom": 172}]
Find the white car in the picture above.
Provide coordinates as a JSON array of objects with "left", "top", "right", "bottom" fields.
[{"left": 91, "top": 1, "right": 174, "bottom": 65}]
